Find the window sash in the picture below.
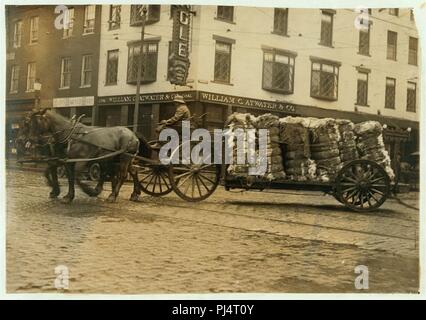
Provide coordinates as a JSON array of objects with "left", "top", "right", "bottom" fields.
[
  {"left": 389, "top": 8, "right": 399, "bottom": 16},
  {"left": 10, "top": 65, "right": 20, "bottom": 93},
  {"left": 359, "top": 27, "right": 370, "bottom": 55},
  {"left": 26, "top": 63, "right": 36, "bottom": 91},
  {"left": 63, "top": 8, "right": 74, "bottom": 37},
  {"left": 311, "top": 62, "right": 339, "bottom": 100},
  {"left": 83, "top": 5, "right": 96, "bottom": 33},
  {"left": 13, "top": 21, "right": 22, "bottom": 47},
  {"left": 109, "top": 5, "right": 121, "bottom": 30},
  {"left": 320, "top": 12, "right": 333, "bottom": 46},
  {"left": 30, "top": 17, "right": 39, "bottom": 43},
  {"left": 130, "top": 5, "right": 161, "bottom": 25},
  {"left": 387, "top": 31, "right": 397, "bottom": 60},
  {"left": 81, "top": 55, "right": 92, "bottom": 87},
  {"left": 60, "top": 58, "right": 71, "bottom": 88},
  {"left": 106, "top": 50, "right": 119, "bottom": 84},
  {"left": 262, "top": 50, "right": 294, "bottom": 93},
  {"left": 407, "top": 82, "right": 416, "bottom": 112},
  {"left": 214, "top": 42, "right": 231, "bottom": 82},
  {"left": 408, "top": 37, "right": 418, "bottom": 65},
  {"left": 127, "top": 42, "right": 158, "bottom": 83},
  {"left": 217, "top": 6, "right": 234, "bottom": 21},
  {"left": 356, "top": 72, "right": 368, "bottom": 106},
  {"left": 273, "top": 8, "right": 288, "bottom": 35},
  {"left": 385, "top": 78, "right": 396, "bottom": 109}
]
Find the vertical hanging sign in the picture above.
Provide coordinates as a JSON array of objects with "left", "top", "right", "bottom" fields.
[{"left": 169, "top": 5, "right": 191, "bottom": 86}]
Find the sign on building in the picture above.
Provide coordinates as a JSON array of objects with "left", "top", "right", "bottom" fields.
[{"left": 168, "top": 5, "right": 191, "bottom": 86}]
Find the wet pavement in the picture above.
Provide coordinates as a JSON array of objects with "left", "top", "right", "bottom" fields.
[{"left": 6, "top": 169, "right": 419, "bottom": 294}]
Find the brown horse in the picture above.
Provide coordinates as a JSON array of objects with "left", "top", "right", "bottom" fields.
[{"left": 26, "top": 109, "right": 141, "bottom": 203}]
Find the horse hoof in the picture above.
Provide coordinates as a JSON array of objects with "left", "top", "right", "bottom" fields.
[
  {"left": 61, "top": 196, "right": 73, "bottom": 204},
  {"left": 106, "top": 195, "right": 117, "bottom": 203},
  {"left": 49, "top": 193, "right": 59, "bottom": 199},
  {"left": 130, "top": 194, "right": 140, "bottom": 202}
]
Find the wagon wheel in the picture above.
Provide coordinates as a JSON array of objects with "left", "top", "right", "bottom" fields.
[
  {"left": 138, "top": 165, "right": 173, "bottom": 197},
  {"left": 169, "top": 163, "right": 220, "bottom": 202},
  {"left": 335, "top": 159, "right": 390, "bottom": 212}
]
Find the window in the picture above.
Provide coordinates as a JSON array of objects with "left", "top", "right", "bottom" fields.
[
  {"left": 356, "top": 70, "right": 369, "bottom": 106},
  {"left": 320, "top": 10, "right": 334, "bottom": 47},
  {"left": 13, "top": 20, "right": 22, "bottom": 48},
  {"left": 262, "top": 49, "right": 295, "bottom": 94},
  {"left": 83, "top": 5, "right": 96, "bottom": 34},
  {"left": 214, "top": 41, "right": 232, "bottom": 83},
  {"left": 60, "top": 57, "right": 71, "bottom": 89},
  {"left": 408, "top": 37, "right": 418, "bottom": 65},
  {"left": 407, "top": 82, "right": 416, "bottom": 112},
  {"left": 130, "top": 5, "right": 161, "bottom": 26},
  {"left": 310, "top": 58, "right": 340, "bottom": 100},
  {"left": 109, "top": 5, "right": 121, "bottom": 30},
  {"left": 63, "top": 8, "right": 74, "bottom": 38},
  {"left": 358, "top": 23, "right": 370, "bottom": 55},
  {"left": 26, "top": 62, "right": 36, "bottom": 92},
  {"left": 10, "top": 65, "right": 20, "bottom": 93},
  {"left": 410, "top": 9, "right": 414, "bottom": 21},
  {"left": 273, "top": 8, "right": 288, "bottom": 35},
  {"left": 106, "top": 50, "right": 119, "bottom": 85},
  {"left": 386, "top": 31, "right": 397, "bottom": 60},
  {"left": 81, "top": 55, "right": 92, "bottom": 87},
  {"left": 29, "top": 16, "right": 39, "bottom": 44},
  {"left": 217, "top": 6, "right": 234, "bottom": 22},
  {"left": 127, "top": 41, "right": 158, "bottom": 84},
  {"left": 385, "top": 77, "right": 396, "bottom": 109},
  {"left": 389, "top": 8, "right": 399, "bottom": 16}
]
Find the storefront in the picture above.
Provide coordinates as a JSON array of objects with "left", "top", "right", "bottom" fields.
[{"left": 52, "top": 96, "right": 95, "bottom": 125}]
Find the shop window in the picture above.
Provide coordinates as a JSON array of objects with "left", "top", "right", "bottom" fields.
[
  {"left": 127, "top": 41, "right": 158, "bottom": 84},
  {"left": 310, "top": 58, "right": 340, "bottom": 101},
  {"left": 406, "top": 82, "right": 416, "bottom": 112},
  {"left": 56, "top": 108, "right": 71, "bottom": 118},
  {"left": 385, "top": 77, "right": 396, "bottom": 109},
  {"left": 262, "top": 49, "right": 295, "bottom": 94},
  {"left": 273, "top": 8, "right": 288, "bottom": 36}
]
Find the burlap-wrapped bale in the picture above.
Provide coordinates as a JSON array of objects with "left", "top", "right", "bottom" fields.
[
  {"left": 256, "top": 114, "right": 285, "bottom": 180},
  {"left": 336, "top": 119, "right": 359, "bottom": 164},
  {"left": 280, "top": 117, "right": 316, "bottom": 181},
  {"left": 309, "top": 118, "right": 342, "bottom": 182},
  {"left": 354, "top": 121, "right": 395, "bottom": 180}
]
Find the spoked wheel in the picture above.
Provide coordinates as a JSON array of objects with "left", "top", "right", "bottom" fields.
[
  {"left": 169, "top": 164, "right": 220, "bottom": 202},
  {"left": 335, "top": 159, "right": 390, "bottom": 212},
  {"left": 138, "top": 165, "right": 173, "bottom": 197}
]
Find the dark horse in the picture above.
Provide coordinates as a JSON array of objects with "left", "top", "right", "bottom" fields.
[{"left": 25, "top": 109, "right": 142, "bottom": 203}]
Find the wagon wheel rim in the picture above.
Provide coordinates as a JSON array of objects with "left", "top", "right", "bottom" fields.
[
  {"left": 139, "top": 165, "right": 173, "bottom": 197},
  {"left": 169, "top": 163, "right": 220, "bottom": 202},
  {"left": 336, "top": 159, "right": 390, "bottom": 212},
  {"left": 89, "top": 163, "right": 101, "bottom": 181}
]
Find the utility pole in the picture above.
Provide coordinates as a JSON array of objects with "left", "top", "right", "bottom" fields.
[{"left": 133, "top": 5, "right": 148, "bottom": 133}]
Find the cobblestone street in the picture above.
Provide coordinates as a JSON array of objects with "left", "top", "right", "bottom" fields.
[{"left": 6, "top": 169, "right": 419, "bottom": 294}]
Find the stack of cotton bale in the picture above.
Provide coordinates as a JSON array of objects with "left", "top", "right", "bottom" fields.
[
  {"left": 279, "top": 117, "right": 316, "bottom": 181},
  {"left": 225, "top": 112, "right": 258, "bottom": 178},
  {"left": 256, "top": 114, "right": 286, "bottom": 180},
  {"left": 354, "top": 121, "right": 395, "bottom": 180},
  {"left": 336, "top": 119, "right": 359, "bottom": 165},
  {"left": 309, "top": 118, "right": 342, "bottom": 182}
]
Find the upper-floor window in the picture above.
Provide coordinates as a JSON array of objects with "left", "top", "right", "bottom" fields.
[
  {"left": 63, "top": 7, "right": 74, "bottom": 38},
  {"left": 356, "top": 70, "right": 369, "bottom": 106},
  {"left": 26, "top": 62, "right": 36, "bottom": 92},
  {"left": 130, "top": 5, "right": 161, "bottom": 26},
  {"left": 109, "top": 5, "right": 121, "bottom": 30},
  {"left": 216, "top": 6, "right": 234, "bottom": 22},
  {"left": 389, "top": 8, "right": 399, "bottom": 16},
  {"left": 386, "top": 31, "right": 397, "bottom": 60},
  {"left": 127, "top": 41, "right": 159, "bottom": 84},
  {"left": 10, "top": 65, "right": 20, "bottom": 93},
  {"left": 81, "top": 54, "right": 92, "bottom": 87},
  {"left": 29, "top": 16, "right": 39, "bottom": 44},
  {"left": 406, "top": 82, "right": 416, "bottom": 112},
  {"left": 60, "top": 57, "right": 72, "bottom": 89},
  {"left": 358, "top": 22, "right": 370, "bottom": 55},
  {"left": 13, "top": 20, "right": 22, "bottom": 48},
  {"left": 83, "top": 5, "right": 96, "bottom": 34},
  {"left": 214, "top": 41, "right": 232, "bottom": 83},
  {"left": 262, "top": 49, "right": 295, "bottom": 94},
  {"left": 410, "top": 9, "right": 414, "bottom": 21},
  {"left": 310, "top": 58, "right": 340, "bottom": 101},
  {"left": 408, "top": 37, "right": 418, "bottom": 65},
  {"left": 320, "top": 10, "right": 334, "bottom": 47},
  {"left": 106, "top": 49, "right": 119, "bottom": 85},
  {"left": 273, "top": 8, "right": 288, "bottom": 36},
  {"left": 385, "top": 77, "right": 396, "bottom": 109}
]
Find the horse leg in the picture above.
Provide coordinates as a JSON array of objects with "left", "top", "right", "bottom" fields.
[
  {"left": 106, "top": 163, "right": 119, "bottom": 202},
  {"left": 49, "top": 162, "right": 61, "bottom": 198},
  {"left": 107, "top": 157, "right": 130, "bottom": 202},
  {"left": 94, "top": 162, "right": 108, "bottom": 195},
  {"left": 62, "top": 163, "right": 75, "bottom": 203},
  {"left": 129, "top": 162, "right": 141, "bottom": 202}
]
